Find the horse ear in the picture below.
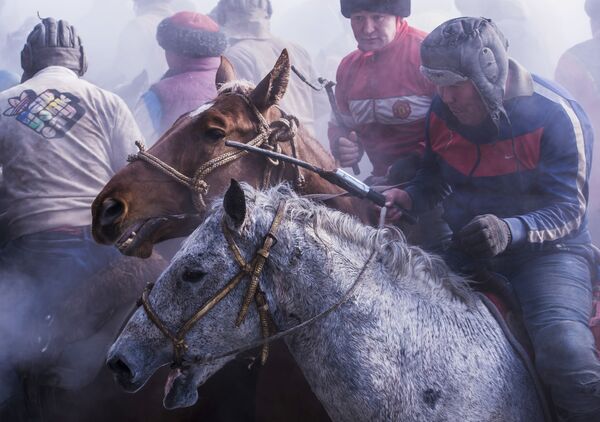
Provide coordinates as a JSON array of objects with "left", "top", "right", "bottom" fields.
[
  {"left": 250, "top": 49, "right": 290, "bottom": 112},
  {"left": 224, "top": 179, "right": 246, "bottom": 228},
  {"left": 215, "top": 56, "right": 236, "bottom": 89}
]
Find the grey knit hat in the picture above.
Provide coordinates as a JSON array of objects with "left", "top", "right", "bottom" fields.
[
  {"left": 420, "top": 17, "right": 509, "bottom": 126},
  {"left": 340, "top": 0, "right": 410, "bottom": 18},
  {"left": 157, "top": 11, "right": 227, "bottom": 57},
  {"left": 21, "top": 18, "right": 87, "bottom": 82}
]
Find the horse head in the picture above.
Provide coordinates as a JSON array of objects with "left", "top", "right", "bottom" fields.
[
  {"left": 92, "top": 50, "right": 312, "bottom": 258},
  {"left": 107, "top": 180, "right": 289, "bottom": 409}
]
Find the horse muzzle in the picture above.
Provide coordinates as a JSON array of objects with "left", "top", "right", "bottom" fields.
[{"left": 106, "top": 345, "right": 157, "bottom": 393}]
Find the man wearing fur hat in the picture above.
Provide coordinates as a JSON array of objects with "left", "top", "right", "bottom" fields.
[
  {"left": 331, "top": 0, "right": 449, "bottom": 249},
  {"left": 134, "top": 11, "right": 228, "bottom": 145},
  {"left": 211, "top": 0, "right": 325, "bottom": 139},
  {"left": 329, "top": 0, "right": 435, "bottom": 179},
  {"left": 385, "top": 17, "right": 600, "bottom": 421},
  {"left": 0, "top": 17, "right": 144, "bottom": 412}
]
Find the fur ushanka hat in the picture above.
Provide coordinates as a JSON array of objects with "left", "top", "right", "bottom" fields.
[{"left": 156, "top": 11, "right": 228, "bottom": 58}]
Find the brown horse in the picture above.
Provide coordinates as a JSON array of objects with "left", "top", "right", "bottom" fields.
[{"left": 92, "top": 50, "right": 364, "bottom": 260}]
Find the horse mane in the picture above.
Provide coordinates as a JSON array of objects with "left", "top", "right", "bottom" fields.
[{"left": 211, "top": 183, "right": 476, "bottom": 305}]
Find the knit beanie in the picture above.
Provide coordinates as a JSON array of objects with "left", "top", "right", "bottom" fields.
[{"left": 156, "top": 11, "right": 228, "bottom": 57}]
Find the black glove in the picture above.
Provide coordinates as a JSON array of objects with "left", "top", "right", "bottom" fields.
[{"left": 456, "top": 214, "right": 512, "bottom": 258}]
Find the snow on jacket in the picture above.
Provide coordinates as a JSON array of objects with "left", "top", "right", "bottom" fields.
[
  {"left": 0, "top": 66, "right": 140, "bottom": 241},
  {"left": 405, "top": 60, "right": 593, "bottom": 248},
  {"left": 328, "top": 19, "right": 436, "bottom": 177}
]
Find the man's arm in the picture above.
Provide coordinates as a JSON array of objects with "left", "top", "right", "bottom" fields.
[
  {"left": 505, "top": 105, "right": 592, "bottom": 245},
  {"left": 384, "top": 117, "right": 450, "bottom": 222},
  {"left": 327, "top": 60, "right": 363, "bottom": 167},
  {"left": 402, "top": 121, "right": 451, "bottom": 213},
  {"left": 109, "top": 96, "right": 143, "bottom": 173}
]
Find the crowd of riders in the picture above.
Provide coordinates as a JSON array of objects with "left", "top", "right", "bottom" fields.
[{"left": 1, "top": 0, "right": 600, "bottom": 420}]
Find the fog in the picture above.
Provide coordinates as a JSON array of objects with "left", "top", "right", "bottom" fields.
[
  {"left": 0, "top": 0, "right": 591, "bottom": 83},
  {"left": 0, "top": 0, "right": 596, "bottom": 419}
]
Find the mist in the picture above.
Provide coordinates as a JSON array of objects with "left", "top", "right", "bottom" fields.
[
  {"left": 0, "top": 1, "right": 591, "bottom": 83},
  {"left": 0, "top": 0, "right": 597, "bottom": 420}
]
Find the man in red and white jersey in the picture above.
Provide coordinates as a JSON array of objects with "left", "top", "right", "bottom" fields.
[
  {"left": 328, "top": 0, "right": 435, "bottom": 179},
  {"left": 329, "top": 0, "right": 448, "bottom": 248}
]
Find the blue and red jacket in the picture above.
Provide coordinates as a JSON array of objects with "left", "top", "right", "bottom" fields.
[{"left": 404, "top": 60, "right": 594, "bottom": 248}]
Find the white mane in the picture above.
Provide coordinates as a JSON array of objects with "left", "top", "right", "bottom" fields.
[{"left": 211, "top": 183, "right": 475, "bottom": 304}]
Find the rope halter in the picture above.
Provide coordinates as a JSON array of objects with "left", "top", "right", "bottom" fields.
[
  {"left": 127, "top": 94, "right": 300, "bottom": 213},
  {"left": 140, "top": 201, "right": 287, "bottom": 368}
]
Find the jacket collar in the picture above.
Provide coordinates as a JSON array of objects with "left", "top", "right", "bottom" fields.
[
  {"left": 505, "top": 58, "right": 534, "bottom": 100},
  {"left": 31, "top": 66, "right": 79, "bottom": 80}
]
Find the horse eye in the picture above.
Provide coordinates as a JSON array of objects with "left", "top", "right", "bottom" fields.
[
  {"left": 181, "top": 268, "right": 206, "bottom": 283},
  {"left": 204, "top": 128, "right": 225, "bottom": 142}
]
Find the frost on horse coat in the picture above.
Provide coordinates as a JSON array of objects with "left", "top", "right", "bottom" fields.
[{"left": 108, "top": 183, "right": 544, "bottom": 421}]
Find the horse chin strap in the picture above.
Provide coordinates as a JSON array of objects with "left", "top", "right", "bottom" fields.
[
  {"left": 139, "top": 200, "right": 287, "bottom": 368},
  {"left": 127, "top": 94, "right": 304, "bottom": 213}
]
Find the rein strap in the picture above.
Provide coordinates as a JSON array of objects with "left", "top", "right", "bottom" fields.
[{"left": 127, "top": 93, "right": 301, "bottom": 213}]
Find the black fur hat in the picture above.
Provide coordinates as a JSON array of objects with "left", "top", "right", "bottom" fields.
[
  {"left": 340, "top": 0, "right": 411, "bottom": 18},
  {"left": 156, "top": 11, "right": 228, "bottom": 58}
]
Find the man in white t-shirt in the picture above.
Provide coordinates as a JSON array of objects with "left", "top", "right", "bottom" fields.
[{"left": 0, "top": 17, "right": 143, "bottom": 416}]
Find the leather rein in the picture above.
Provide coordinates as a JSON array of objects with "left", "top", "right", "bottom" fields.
[{"left": 127, "top": 93, "right": 305, "bottom": 212}]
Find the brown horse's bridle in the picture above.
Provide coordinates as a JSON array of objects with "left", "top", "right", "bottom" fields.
[
  {"left": 139, "top": 200, "right": 287, "bottom": 368},
  {"left": 127, "top": 93, "right": 304, "bottom": 212}
]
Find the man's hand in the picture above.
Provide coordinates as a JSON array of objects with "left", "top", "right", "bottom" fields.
[
  {"left": 456, "top": 214, "right": 512, "bottom": 258},
  {"left": 383, "top": 188, "right": 413, "bottom": 223},
  {"left": 338, "top": 131, "right": 362, "bottom": 168}
]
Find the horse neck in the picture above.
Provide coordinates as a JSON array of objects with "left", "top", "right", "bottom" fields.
[
  {"left": 257, "top": 209, "right": 472, "bottom": 331},
  {"left": 252, "top": 210, "right": 512, "bottom": 421}
]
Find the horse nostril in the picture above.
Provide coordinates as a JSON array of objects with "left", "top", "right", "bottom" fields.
[
  {"left": 100, "top": 198, "right": 126, "bottom": 227},
  {"left": 107, "top": 356, "right": 134, "bottom": 381}
]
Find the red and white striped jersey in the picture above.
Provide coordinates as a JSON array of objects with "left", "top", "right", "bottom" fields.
[{"left": 328, "top": 20, "right": 436, "bottom": 176}]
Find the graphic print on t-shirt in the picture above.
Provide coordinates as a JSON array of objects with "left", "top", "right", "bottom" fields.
[{"left": 3, "top": 89, "right": 85, "bottom": 139}]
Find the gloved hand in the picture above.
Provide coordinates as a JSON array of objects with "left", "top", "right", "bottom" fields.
[{"left": 456, "top": 214, "right": 512, "bottom": 258}]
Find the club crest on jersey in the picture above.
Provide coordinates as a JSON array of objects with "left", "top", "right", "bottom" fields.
[{"left": 392, "top": 100, "right": 412, "bottom": 119}]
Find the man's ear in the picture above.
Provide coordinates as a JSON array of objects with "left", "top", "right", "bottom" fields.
[{"left": 223, "top": 179, "right": 246, "bottom": 228}]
